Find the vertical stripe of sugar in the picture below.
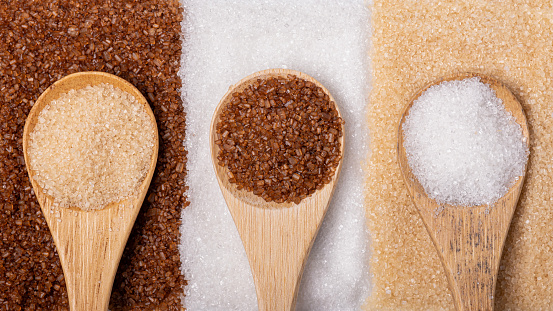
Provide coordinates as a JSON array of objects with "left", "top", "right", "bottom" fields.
[{"left": 178, "top": 1, "right": 372, "bottom": 310}]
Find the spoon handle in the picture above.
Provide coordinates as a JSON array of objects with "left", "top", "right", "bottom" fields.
[
  {"left": 416, "top": 197, "right": 519, "bottom": 311},
  {"left": 429, "top": 208, "right": 504, "bottom": 311},
  {"left": 38, "top": 195, "right": 138, "bottom": 311},
  {"left": 225, "top": 196, "right": 330, "bottom": 311}
]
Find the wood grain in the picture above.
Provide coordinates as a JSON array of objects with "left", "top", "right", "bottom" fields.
[
  {"left": 210, "top": 69, "right": 344, "bottom": 311},
  {"left": 22, "top": 72, "right": 159, "bottom": 311},
  {"left": 397, "top": 73, "right": 529, "bottom": 311}
]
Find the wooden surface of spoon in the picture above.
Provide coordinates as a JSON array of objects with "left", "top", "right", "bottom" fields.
[
  {"left": 397, "top": 73, "right": 529, "bottom": 311},
  {"left": 22, "top": 71, "right": 159, "bottom": 311},
  {"left": 210, "top": 69, "right": 344, "bottom": 311}
]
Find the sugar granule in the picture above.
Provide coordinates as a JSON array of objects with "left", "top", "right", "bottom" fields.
[
  {"left": 179, "top": 0, "right": 371, "bottom": 310},
  {"left": 215, "top": 75, "right": 344, "bottom": 205},
  {"left": 402, "top": 77, "right": 528, "bottom": 206},
  {"left": 28, "top": 83, "right": 155, "bottom": 211},
  {"left": 366, "top": 0, "right": 553, "bottom": 309}
]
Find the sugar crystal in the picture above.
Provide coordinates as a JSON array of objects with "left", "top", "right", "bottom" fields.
[
  {"left": 28, "top": 83, "right": 155, "bottom": 211},
  {"left": 367, "top": 0, "right": 553, "bottom": 309},
  {"left": 402, "top": 78, "right": 529, "bottom": 206},
  {"left": 179, "top": 0, "right": 371, "bottom": 309}
]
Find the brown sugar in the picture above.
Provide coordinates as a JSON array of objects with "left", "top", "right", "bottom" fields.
[
  {"left": 28, "top": 84, "right": 156, "bottom": 211},
  {"left": 365, "top": 0, "right": 553, "bottom": 310},
  {"left": 0, "top": 0, "right": 186, "bottom": 309},
  {"left": 215, "top": 75, "right": 343, "bottom": 204}
]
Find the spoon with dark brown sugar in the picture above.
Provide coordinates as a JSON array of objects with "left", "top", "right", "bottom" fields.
[
  {"left": 210, "top": 69, "right": 344, "bottom": 311},
  {"left": 397, "top": 73, "right": 529, "bottom": 311}
]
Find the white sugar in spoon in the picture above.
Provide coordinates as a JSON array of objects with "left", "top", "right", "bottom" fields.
[{"left": 397, "top": 73, "right": 529, "bottom": 311}]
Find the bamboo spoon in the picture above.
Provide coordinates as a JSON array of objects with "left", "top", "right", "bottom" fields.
[
  {"left": 210, "top": 69, "right": 344, "bottom": 311},
  {"left": 22, "top": 71, "right": 159, "bottom": 311},
  {"left": 397, "top": 73, "right": 529, "bottom": 311}
]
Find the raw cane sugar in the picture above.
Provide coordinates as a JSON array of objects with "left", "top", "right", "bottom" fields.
[
  {"left": 366, "top": 0, "right": 553, "bottom": 310},
  {"left": 28, "top": 83, "right": 155, "bottom": 211}
]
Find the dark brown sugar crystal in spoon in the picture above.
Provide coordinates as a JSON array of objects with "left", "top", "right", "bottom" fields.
[{"left": 215, "top": 75, "right": 344, "bottom": 204}]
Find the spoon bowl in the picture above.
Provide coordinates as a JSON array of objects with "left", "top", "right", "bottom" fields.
[
  {"left": 397, "top": 73, "right": 529, "bottom": 311},
  {"left": 210, "top": 69, "right": 344, "bottom": 311},
  {"left": 22, "top": 71, "right": 158, "bottom": 311}
]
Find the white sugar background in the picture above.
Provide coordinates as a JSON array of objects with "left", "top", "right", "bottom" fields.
[{"left": 178, "top": 1, "right": 372, "bottom": 310}]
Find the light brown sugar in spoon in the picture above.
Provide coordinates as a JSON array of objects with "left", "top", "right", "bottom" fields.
[
  {"left": 397, "top": 73, "right": 529, "bottom": 311},
  {"left": 210, "top": 69, "right": 344, "bottom": 311},
  {"left": 23, "top": 71, "right": 158, "bottom": 311}
]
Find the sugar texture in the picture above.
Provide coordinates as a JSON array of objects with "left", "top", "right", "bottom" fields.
[
  {"left": 28, "top": 83, "right": 155, "bottom": 211},
  {"left": 403, "top": 77, "right": 528, "bottom": 206},
  {"left": 178, "top": 0, "right": 371, "bottom": 310},
  {"left": 367, "top": 0, "right": 553, "bottom": 309}
]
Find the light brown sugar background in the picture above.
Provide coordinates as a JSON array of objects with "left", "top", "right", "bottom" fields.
[{"left": 365, "top": 0, "right": 553, "bottom": 310}]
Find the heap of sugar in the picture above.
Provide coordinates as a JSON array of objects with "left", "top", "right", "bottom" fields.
[
  {"left": 402, "top": 77, "right": 528, "bottom": 206},
  {"left": 368, "top": 0, "right": 552, "bottom": 309},
  {"left": 28, "top": 83, "right": 156, "bottom": 211},
  {"left": 178, "top": 0, "right": 371, "bottom": 310}
]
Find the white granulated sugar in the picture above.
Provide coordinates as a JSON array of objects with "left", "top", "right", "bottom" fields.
[
  {"left": 402, "top": 77, "right": 529, "bottom": 206},
  {"left": 179, "top": 0, "right": 371, "bottom": 310}
]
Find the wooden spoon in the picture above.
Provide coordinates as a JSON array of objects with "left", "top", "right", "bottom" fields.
[
  {"left": 210, "top": 69, "right": 344, "bottom": 311},
  {"left": 22, "top": 71, "right": 159, "bottom": 311},
  {"left": 397, "top": 73, "right": 529, "bottom": 311}
]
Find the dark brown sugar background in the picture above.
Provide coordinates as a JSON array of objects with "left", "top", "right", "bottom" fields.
[{"left": 0, "top": 0, "right": 187, "bottom": 309}]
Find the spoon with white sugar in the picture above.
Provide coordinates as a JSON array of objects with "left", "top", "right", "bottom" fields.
[
  {"left": 397, "top": 73, "right": 529, "bottom": 311},
  {"left": 210, "top": 69, "right": 344, "bottom": 311},
  {"left": 22, "top": 71, "right": 158, "bottom": 311}
]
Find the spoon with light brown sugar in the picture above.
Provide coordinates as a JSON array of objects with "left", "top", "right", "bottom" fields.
[
  {"left": 210, "top": 69, "right": 344, "bottom": 311},
  {"left": 397, "top": 73, "right": 529, "bottom": 311},
  {"left": 22, "top": 71, "right": 158, "bottom": 311}
]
